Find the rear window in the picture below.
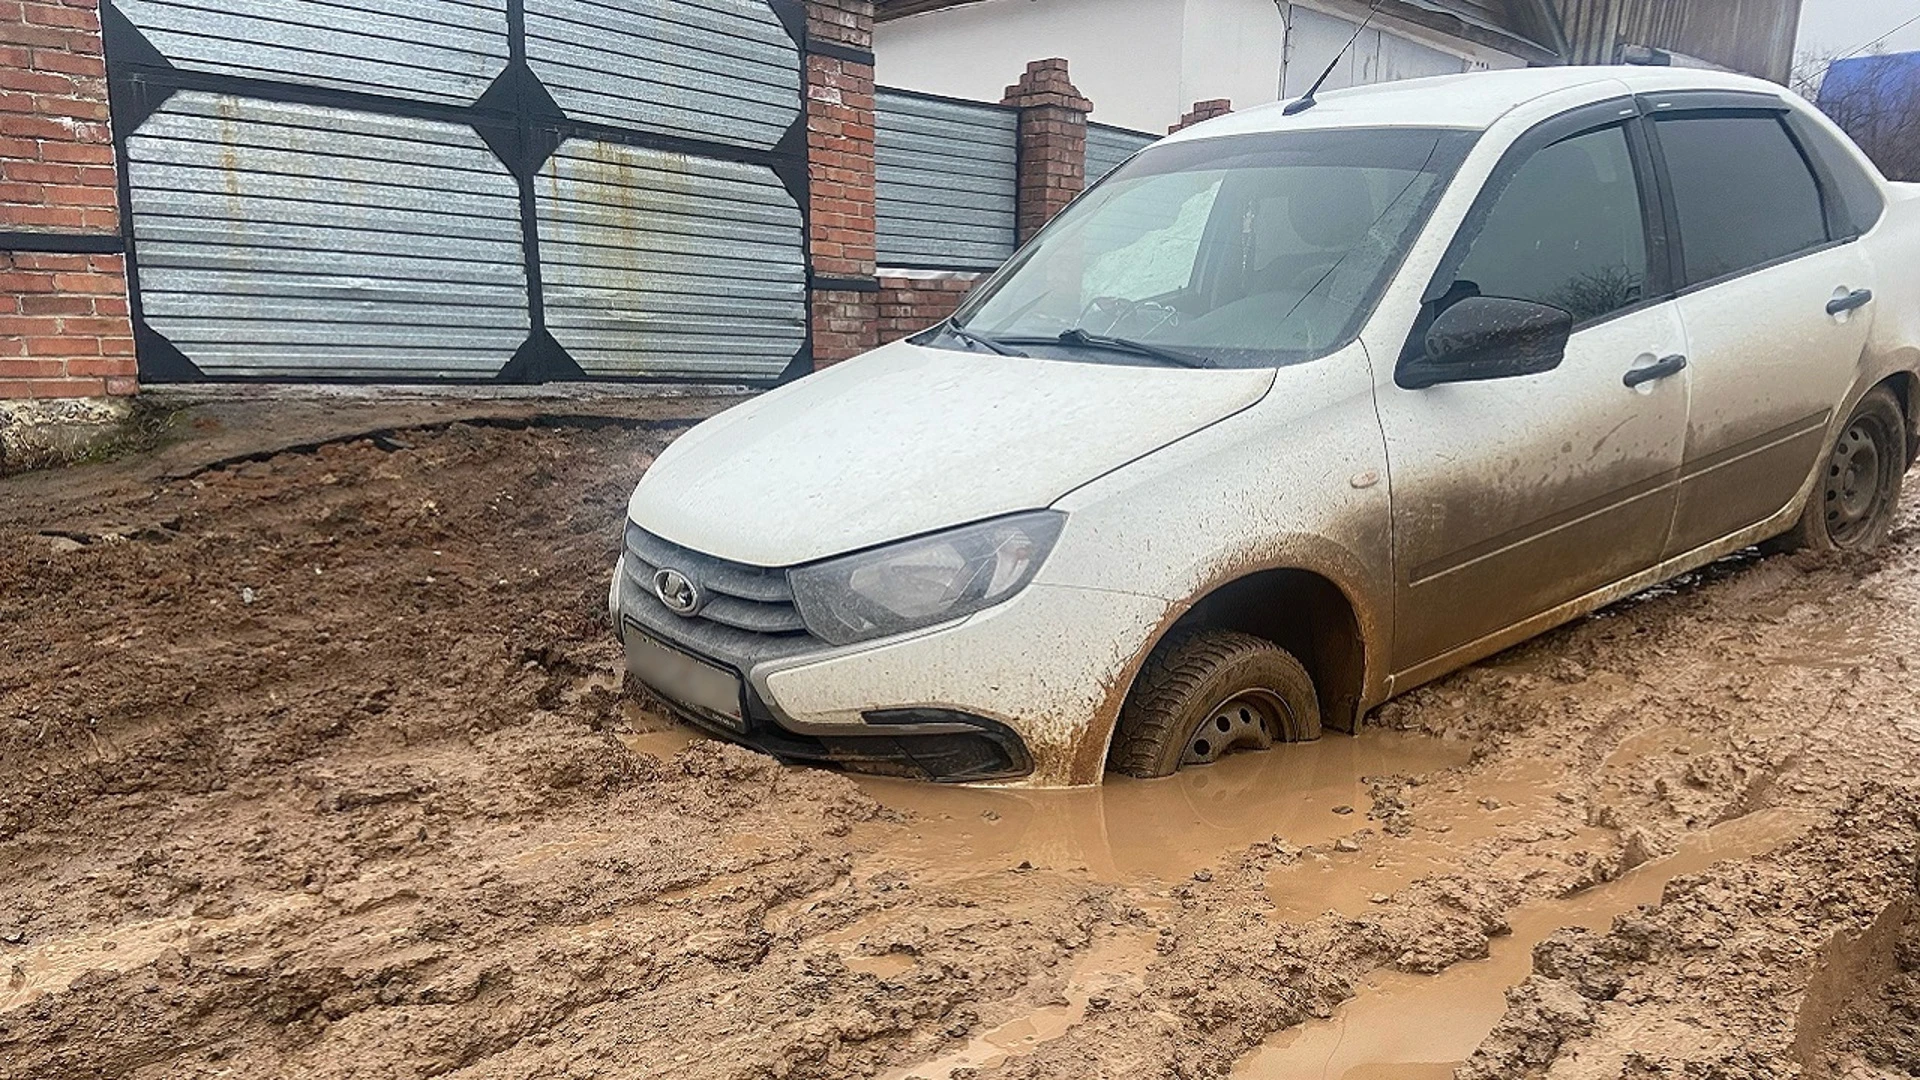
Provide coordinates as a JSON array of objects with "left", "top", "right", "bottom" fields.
[
  {"left": 1784, "top": 109, "right": 1886, "bottom": 237},
  {"left": 1654, "top": 114, "right": 1830, "bottom": 284}
]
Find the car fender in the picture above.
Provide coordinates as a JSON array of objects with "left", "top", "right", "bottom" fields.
[
  {"left": 1038, "top": 346, "right": 1397, "bottom": 768},
  {"left": 1859, "top": 181, "right": 1920, "bottom": 463}
]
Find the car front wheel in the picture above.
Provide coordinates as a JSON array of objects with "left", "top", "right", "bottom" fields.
[
  {"left": 1781, "top": 386, "right": 1908, "bottom": 553},
  {"left": 1109, "top": 630, "right": 1321, "bottom": 779}
]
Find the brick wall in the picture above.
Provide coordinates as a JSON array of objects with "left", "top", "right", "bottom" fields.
[
  {"left": 1171, "top": 98, "right": 1233, "bottom": 133},
  {"left": 805, "top": 0, "right": 879, "bottom": 368},
  {"left": 1001, "top": 59, "right": 1091, "bottom": 244},
  {"left": 0, "top": 0, "right": 134, "bottom": 400},
  {"left": 876, "top": 272, "right": 980, "bottom": 344}
]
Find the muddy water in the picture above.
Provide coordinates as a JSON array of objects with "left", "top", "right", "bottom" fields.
[
  {"left": 853, "top": 731, "right": 1475, "bottom": 885},
  {"left": 1265, "top": 754, "right": 1606, "bottom": 923},
  {"left": 613, "top": 698, "right": 706, "bottom": 759},
  {"left": 1232, "top": 808, "right": 1819, "bottom": 1079}
]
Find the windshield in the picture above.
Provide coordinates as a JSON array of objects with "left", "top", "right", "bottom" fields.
[{"left": 949, "top": 127, "right": 1478, "bottom": 369}]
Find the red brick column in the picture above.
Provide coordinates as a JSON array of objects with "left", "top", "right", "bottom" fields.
[
  {"left": 1002, "top": 58, "right": 1091, "bottom": 244},
  {"left": 805, "top": 0, "right": 878, "bottom": 369},
  {"left": 0, "top": 0, "right": 135, "bottom": 399},
  {"left": 1170, "top": 98, "right": 1233, "bottom": 133}
]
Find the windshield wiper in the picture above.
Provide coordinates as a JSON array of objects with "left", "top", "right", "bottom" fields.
[
  {"left": 943, "top": 322, "right": 1028, "bottom": 357},
  {"left": 1004, "top": 328, "right": 1214, "bottom": 369}
]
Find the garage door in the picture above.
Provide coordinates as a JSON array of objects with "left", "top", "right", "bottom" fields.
[
  {"left": 104, "top": 0, "right": 810, "bottom": 384},
  {"left": 1283, "top": 6, "right": 1469, "bottom": 96}
]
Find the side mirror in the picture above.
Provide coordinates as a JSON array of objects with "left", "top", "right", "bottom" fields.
[{"left": 1397, "top": 296, "right": 1573, "bottom": 390}]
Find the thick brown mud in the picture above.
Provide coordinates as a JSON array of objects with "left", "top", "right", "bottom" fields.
[
  {"left": 3, "top": 414, "right": 1918, "bottom": 1080},
  {"left": 1236, "top": 808, "right": 1818, "bottom": 1078}
]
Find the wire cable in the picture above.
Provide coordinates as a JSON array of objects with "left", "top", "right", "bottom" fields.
[{"left": 1832, "top": 8, "right": 1920, "bottom": 62}]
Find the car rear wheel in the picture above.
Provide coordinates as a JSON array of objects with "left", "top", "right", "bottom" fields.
[
  {"left": 1109, "top": 630, "right": 1321, "bottom": 779},
  {"left": 1779, "top": 387, "right": 1907, "bottom": 553}
]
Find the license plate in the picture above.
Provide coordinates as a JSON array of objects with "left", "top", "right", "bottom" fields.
[{"left": 623, "top": 628, "right": 745, "bottom": 732}]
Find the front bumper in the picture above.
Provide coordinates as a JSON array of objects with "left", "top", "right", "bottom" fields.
[
  {"left": 611, "top": 551, "right": 1036, "bottom": 782},
  {"left": 610, "top": 542, "right": 1169, "bottom": 787}
]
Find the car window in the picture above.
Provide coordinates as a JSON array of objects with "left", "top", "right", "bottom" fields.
[
  {"left": 1446, "top": 123, "right": 1648, "bottom": 325},
  {"left": 1783, "top": 109, "right": 1886, "bottom": 237},
  {"left": 1654, "top": 114, "right": 1830, "bottom": 284}
]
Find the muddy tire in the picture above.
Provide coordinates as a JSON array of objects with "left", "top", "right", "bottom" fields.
[
  {"left": 1108, "top": 630, "right": 1321, "bottom": 779},
  {"left": 1777, "top": 387, "right": 1907, "bottom": 554}
]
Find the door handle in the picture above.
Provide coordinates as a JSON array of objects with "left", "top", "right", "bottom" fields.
[
  {"left": 1624, "top": 354, "right": 1687, "bottom": 388},
  {"left": 1827, "top": 288, "right": 1874, "bottom": 316}
]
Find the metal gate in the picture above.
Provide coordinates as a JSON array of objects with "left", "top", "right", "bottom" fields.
[
  {"left": 874, "top": 88, "right": 1018, "bottom": 271},
  {"left": 104, "top": 0, "right": 813, "bottom": 384}
]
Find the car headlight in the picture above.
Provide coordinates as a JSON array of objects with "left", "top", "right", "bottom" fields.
[{"left": 789, "top": 511, "right": 1065, "bottom": 646}]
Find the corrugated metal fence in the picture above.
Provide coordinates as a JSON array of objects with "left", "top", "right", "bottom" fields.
[
  {"left": 106, "top": 0, "right": 808, "bottom": 384},
  {"left": 874, "top": 88, "right": 1158, "bottom": 271},
  {"left": 1086, "top": 123, "right": 1156, "bottom": 183},
  {"left": 874, "top": 88, "right": 1019, "bottom": 270}
]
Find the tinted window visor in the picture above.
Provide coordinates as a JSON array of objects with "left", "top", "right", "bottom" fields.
[{"left": 946, "top": 127, "right": 1479, "bottom": 369}]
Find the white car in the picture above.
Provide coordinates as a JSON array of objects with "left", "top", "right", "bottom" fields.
[{"left": 612, "top": 67, "right": 1919, "bottom": 787}]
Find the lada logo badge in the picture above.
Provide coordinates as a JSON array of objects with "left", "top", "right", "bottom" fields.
[{"left": 652, "top": 568, "right": 703, "bottom": 616}]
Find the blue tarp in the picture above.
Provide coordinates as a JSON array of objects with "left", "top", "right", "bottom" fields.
[
  {"left": 1823, "top": 51, "right": 1920, "bottom": 105},
  {"left": 1818, "top": 51, "right": 1919, "bottom": 180}
]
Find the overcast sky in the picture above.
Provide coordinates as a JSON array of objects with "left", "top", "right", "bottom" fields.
[{"left": 1797, "top": 0, "right": 1920, "bottom": 58}]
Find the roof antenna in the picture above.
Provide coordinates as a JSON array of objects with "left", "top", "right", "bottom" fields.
[{"left": 1284, "top": 0, "right": 1384, "bottom": 115}]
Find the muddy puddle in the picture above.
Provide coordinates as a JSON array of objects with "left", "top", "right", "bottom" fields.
[
  {"left": 1233, "top": 807, "right": 1819, "bottom": 1079},
  {"left": 852, "top": 731, "right": 1476, "bottom": 885},
  {"left": 1265, "top": 754, "right": 1606, "bottom": 923},
  {"left": 613, "top": 697, "right": 707, "bottom": 759}
]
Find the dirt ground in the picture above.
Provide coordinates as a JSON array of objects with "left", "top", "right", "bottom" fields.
[{"left": 3, "top": 404, "right": 1917, "bottom": 1080}]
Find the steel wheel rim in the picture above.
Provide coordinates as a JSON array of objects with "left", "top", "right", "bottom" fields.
[
  {"left": 1825, "top": 420, "right": 1888, "bottom": 547},
  {"left": 1182, "top": 688, "right": 1290, "bottom": 767}
]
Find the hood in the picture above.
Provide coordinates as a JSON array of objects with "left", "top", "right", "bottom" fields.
[{"left": 628, "top": 340, "right": 1275, "bottom": 566}]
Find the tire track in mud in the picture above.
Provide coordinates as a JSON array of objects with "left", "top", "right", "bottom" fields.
[{"left": 3, "top": 421, "right": 1918, "bottom": 1080}]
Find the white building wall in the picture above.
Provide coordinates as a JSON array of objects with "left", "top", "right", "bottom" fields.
[
  {"left": 1177, "top": 0, "right": 1290, "bottom": 120},
  {"left": 873, "top": 0, "right": 1187, "bottom": 133},
  {"left": 873, "top": 0, "right": 1530, "bottom": 134}
]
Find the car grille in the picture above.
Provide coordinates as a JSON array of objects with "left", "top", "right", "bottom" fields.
[{"left": 619, "top": 523, "right": 824, "bottom": 672}]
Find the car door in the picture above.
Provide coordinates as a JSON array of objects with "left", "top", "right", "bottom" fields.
[
  {"left": 1643, "top": 93, "right": 1879, "bottom": 557},
  {"left": 1376, "top": 103, "right": 1691, "bottom": 674}
]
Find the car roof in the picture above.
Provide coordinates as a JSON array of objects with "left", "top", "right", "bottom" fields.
[{"left": 1159, "top": 66, "right": 1796, "bottom": 143}]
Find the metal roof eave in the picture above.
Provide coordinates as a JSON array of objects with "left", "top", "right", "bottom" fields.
[{"left": 1383, "top": 0, "right": 1565, "bottom": 65}]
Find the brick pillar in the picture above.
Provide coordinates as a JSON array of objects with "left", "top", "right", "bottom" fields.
[
  {"left": 0, "top": 0, "right": 136, "bottom": 400},
  {"left": 1002, "top": 58, "right": 1092, "bottom": 244},
  {"left": 804, "top": 0, "right": 879, "bottom": 369},
  {"left": 1170, "top": 98, "right": 1233, "bottom": 133}
]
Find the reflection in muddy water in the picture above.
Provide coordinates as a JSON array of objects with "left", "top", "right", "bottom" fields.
[
  {"left": 854, "top": 732, "right": 1474, "bottom": 885},
  {"left": 1233, "top": 808, "right": 1818, "bottom": 1079}
]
